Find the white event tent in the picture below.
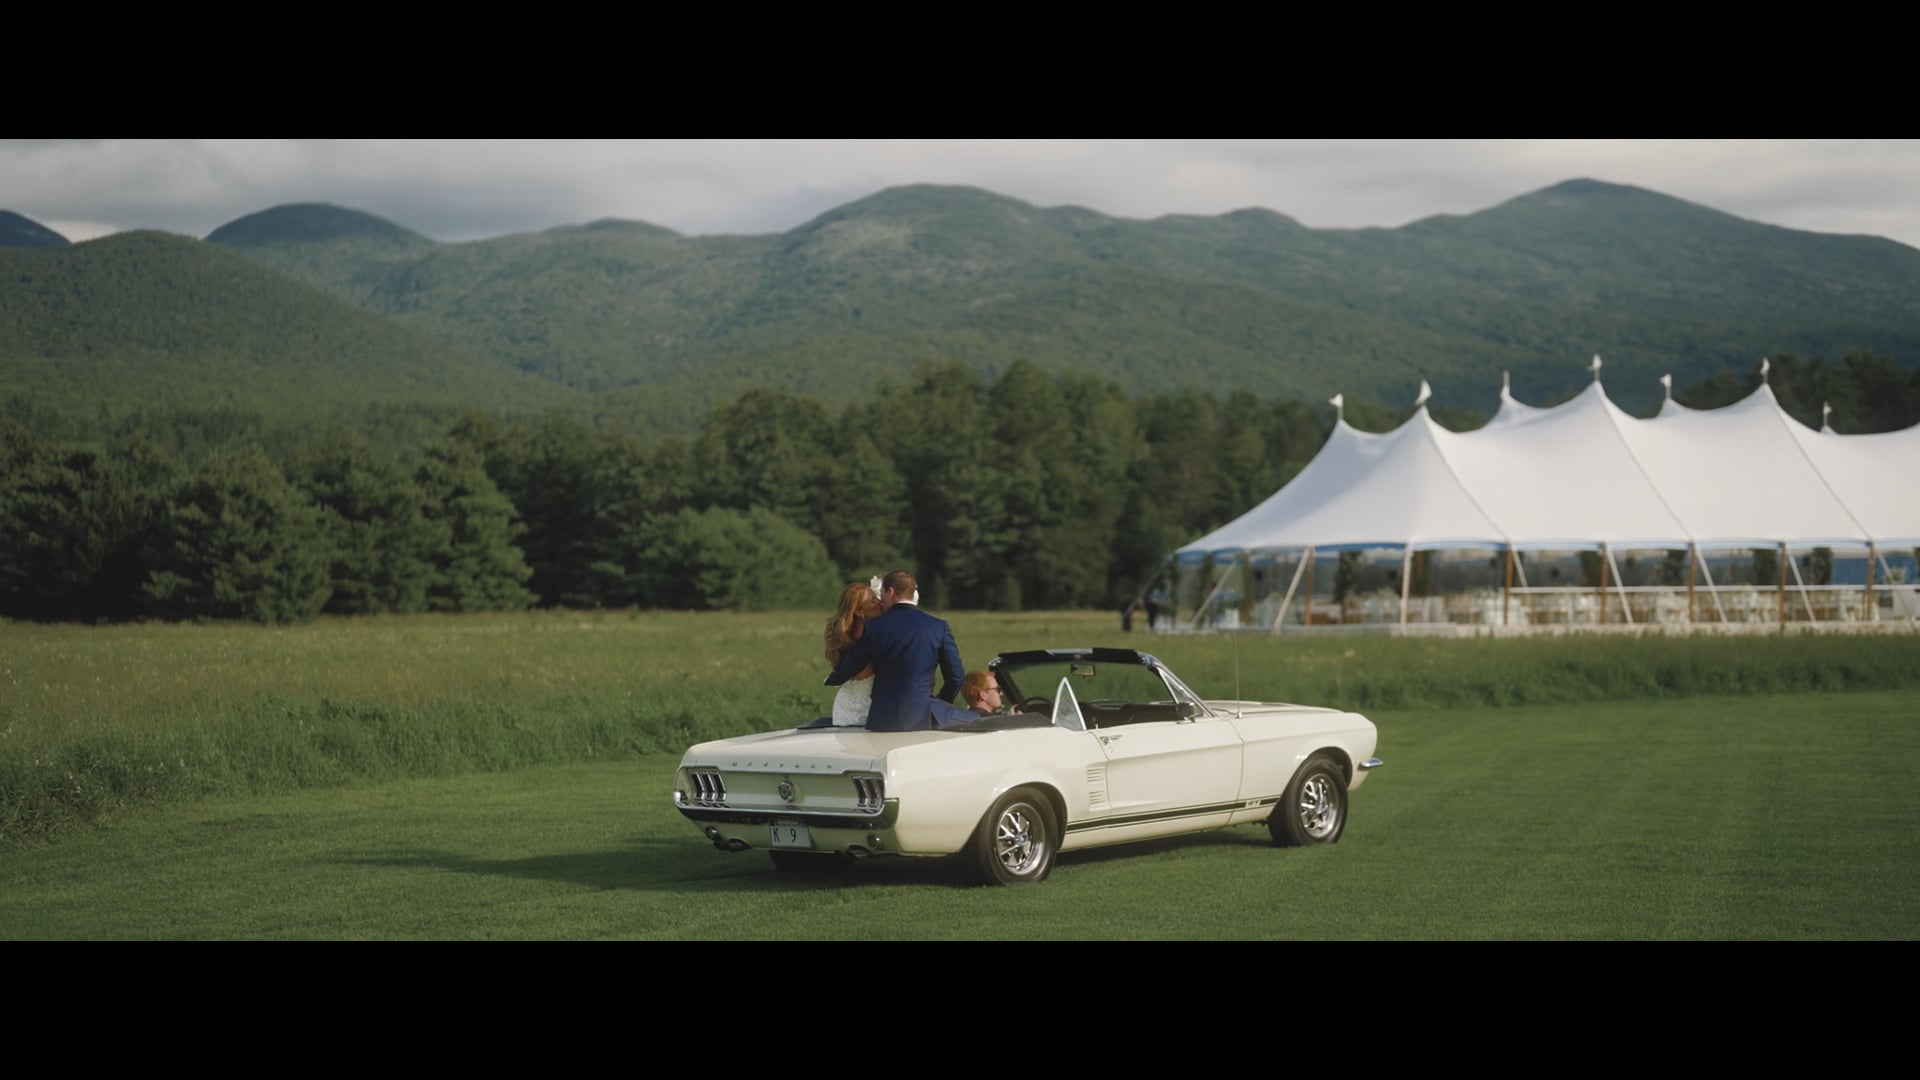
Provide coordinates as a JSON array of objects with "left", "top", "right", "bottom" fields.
[{"left": 1174, "top": 362, "right": 1920, "bottom": 629}]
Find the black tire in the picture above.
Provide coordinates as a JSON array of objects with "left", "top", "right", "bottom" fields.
[
  {"left": 1269, "top": 754, "right": 1348, "bottom": 847},
  {"left": 971, "top": 787, "right": 1057, "bottom": 885},
  {"left": 769, "top": 850, "right": 844, "bottom": 873}
]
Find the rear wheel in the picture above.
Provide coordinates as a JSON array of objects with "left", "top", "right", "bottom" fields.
[
  {"left": 971, "top": 787, "right": 1057, "bottom": 885},
  {"left": 1269, "top": 755, "right": 1348, "bottom": 847}
]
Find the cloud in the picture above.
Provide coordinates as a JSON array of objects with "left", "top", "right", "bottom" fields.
[{"left": 5, "top": 139, "right": 1919, "bottom": 250}]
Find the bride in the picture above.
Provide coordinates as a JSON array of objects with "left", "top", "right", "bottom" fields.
[{"left": 825, "top": 578, "right": 883, "bottom": 726}]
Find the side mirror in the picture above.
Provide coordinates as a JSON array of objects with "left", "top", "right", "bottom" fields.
[{"left": 1178, "top": 701, "right": 1203, "bottom": 721}]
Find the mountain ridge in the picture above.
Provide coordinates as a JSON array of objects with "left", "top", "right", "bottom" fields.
[{"left": 4, "top": 178, "right": 1917, "bottom": 436}]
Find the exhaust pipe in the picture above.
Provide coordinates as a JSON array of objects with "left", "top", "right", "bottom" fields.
[{"left": 706, "top": 827, "right": 753, "bottom": 853}]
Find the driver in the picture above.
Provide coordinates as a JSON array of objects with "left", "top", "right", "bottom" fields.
[
  {"left": 961, "top": 670, "right": 1021, "bottom": 716},
  {"left": 916, "top": 671, "right": 1029, "bottom": 729}
]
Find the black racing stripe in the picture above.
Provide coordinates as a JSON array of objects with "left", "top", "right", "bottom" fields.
[{"left": 1065, "top": 796, "right": 1282, "bottom": 834}]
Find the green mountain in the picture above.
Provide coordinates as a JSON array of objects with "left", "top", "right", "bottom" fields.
[
  {"left": 207, "top": 202, "right": 431, "bottom": 248},
  {"left": 208, "top": 180, "right": 1920, "bottom": 421},
  {"left": 204, "top": 203, "right": 441, "bottom": 309},
  {"left": 0, "top": 210, "right": 69, "bottom": 248},
  {"left": 5, "top": 179, "right": 1917, "bottom": 445},
  {"left": 0, "top": 230, "right": 579, "bottom": 435}
]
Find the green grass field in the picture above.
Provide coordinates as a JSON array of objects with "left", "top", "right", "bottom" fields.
[{"left": 2, "top": 611, "right": 1916, "bottom": 938}]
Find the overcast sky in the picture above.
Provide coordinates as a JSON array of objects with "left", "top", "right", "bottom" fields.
[{"left": 7, "top": 139, "right": 1920, "bottom": 251}]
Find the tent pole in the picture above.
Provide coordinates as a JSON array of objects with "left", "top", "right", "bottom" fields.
[
  {"left": 1270, "top": 551, "right": 1310, "bottom": 634},
  {"left": 1606, "top": 546, "right": 1633, "bottom": 626},
  {"left": 1185, "top": 561, "right": 1210, "bottom": 631},
  {"left": 1699, "top": 552, "right": 1728, "bottom": 623},
  {"left": 1788, "top": 549, "right": 1816, "bottom": 623},
  {"left": 1599, "top": 544, "right": 1609, "bottom": 626},
  {"left": 1242, "top": 551, "right": 1255, "bottom": 628},
  {"left": 1866, "top": 543, "right": 1877, "bottom": 623},
  {"left": 1503, "top": 546, "right": 1513, "bottom": 628},
  {"left": 1881, "top": 545, "right": 1912, "bottom": 622},
  {"left": 1303, "top": 554, "right": 1315, "bottom": 628},
  {"left": 1777, "top": 542, "right": 1788, "bottom": 628},
  {"left": 1875, "top": 549, "right": 1908, "bottom": 623},
  {"left": 1399, "top": 546, "right": 1413, "bottom": 626},
  {"left": 1159, "top": 557, "right": 1175, "bottom": 631},
  {"left": 1687, "top": 544, "right": 1697, "bottom": 624},
  {"left": 1189, "top": 563, "right": 1237, "bottom": 632}
]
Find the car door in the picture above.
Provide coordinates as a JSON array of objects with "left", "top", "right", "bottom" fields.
[{"left": 1071, "top": 677, "right": 1242, "bottom": 836}]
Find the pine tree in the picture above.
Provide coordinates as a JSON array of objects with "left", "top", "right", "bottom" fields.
[
  {"left": 287, "top": 437, "right": 443, "bottom": 614},
  {"left": 414, "top": 438, "right": 535, "bottom": 612},
  {"left": 141, "top": 448, "right": 336, "bottom": 623}
]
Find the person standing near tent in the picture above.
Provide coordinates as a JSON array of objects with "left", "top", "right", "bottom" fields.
[
  {"left": 1120, "top": 595, "right": 1138, "bottom": 632},
  {"left": 1145, "top": 588, "right": 1165, "bottom": 631}
]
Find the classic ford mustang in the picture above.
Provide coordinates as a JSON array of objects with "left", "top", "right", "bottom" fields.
[{"left": 672, "top": 647, "right": 1382, "bottom": 885}]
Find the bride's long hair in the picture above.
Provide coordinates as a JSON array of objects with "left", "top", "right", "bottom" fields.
[{"left": 826, "top": 581, "right": 880, "bottom": 669}]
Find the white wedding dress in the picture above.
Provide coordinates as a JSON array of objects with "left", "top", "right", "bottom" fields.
[{"left": 832, "top": 676, "right": 874, "bottom": 727}]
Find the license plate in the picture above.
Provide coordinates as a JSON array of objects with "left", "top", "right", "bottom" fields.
[{"left": 769, "top": 821, "right": 812, "bottom": 849}]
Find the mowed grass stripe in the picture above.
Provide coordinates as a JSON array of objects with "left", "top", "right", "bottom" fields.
[{"left": 1, "top": 690, "right": 1914, "bottom": 939}]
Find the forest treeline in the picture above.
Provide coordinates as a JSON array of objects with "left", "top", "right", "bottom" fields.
[{"left": 3, "top": 353, "right": 1915, "bottom": 623}]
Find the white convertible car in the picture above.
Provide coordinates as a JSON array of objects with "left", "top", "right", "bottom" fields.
[{"left": 673, "top": 647, "right": 1382, "bottom": 885}]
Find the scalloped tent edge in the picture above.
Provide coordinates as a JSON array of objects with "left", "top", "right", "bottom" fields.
[{"left": 1169, "top": 375, "right": 1920, "bottom": 630}]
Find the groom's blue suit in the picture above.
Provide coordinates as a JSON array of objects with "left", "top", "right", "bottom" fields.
[{"left": 824, "top": 602, "right": 967, "bottom": 731}]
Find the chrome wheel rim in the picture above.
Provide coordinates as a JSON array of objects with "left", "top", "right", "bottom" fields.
[
  {"left": 994, "top": 801, "right": 1047, "bottom": 875},
  {"left": 1297, "top": 773, "right": 1341, "bottom": 840}
]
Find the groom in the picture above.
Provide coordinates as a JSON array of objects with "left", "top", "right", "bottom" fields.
[{"left": 824, "top": 570, "right": 967, "bottom": 731}]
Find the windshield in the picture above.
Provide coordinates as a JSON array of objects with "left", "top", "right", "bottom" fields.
[{"left": 995, "top": 658, "right": 1176, "bottom": 710}]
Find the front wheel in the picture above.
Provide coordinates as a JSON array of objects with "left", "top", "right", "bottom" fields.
[
  {"left": 1269, "top": 755, "right": 1348, "bottom": 847},
  {"left": 970, "top": 787, "right": 1057, "bottom": 885}
]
